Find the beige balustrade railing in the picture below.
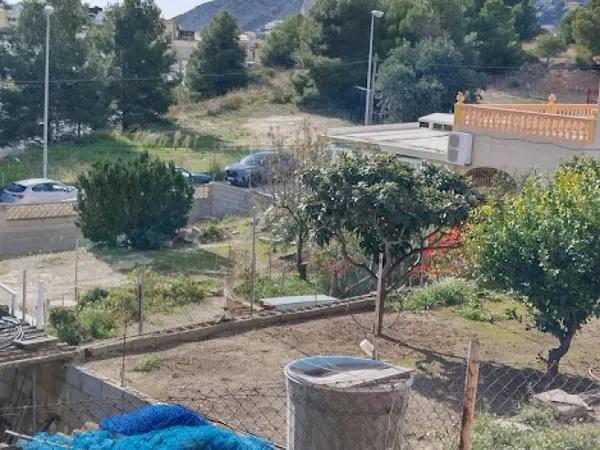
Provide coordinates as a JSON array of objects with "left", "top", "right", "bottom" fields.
[
  {"left": 454, "top": 103, "right": 598, "bottom": 146},
  {"left": 495, "top": 103, "right": 597, "bottom": 118}
]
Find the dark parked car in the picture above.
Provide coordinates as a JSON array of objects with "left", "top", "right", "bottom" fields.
[
  {"left": 225, "top": 151, "right": 296, "bottom": 187},
  {"left": 176, "top": 167, "right": 212, "bottom": 185}
]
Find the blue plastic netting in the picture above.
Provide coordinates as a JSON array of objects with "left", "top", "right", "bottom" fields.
[
  {"left": 21, "top": 425, "right": 274, "bottom": 450},
  {"left": 100, "top": 404, "right": 208, "bottom": 435},
  {"left": 19, "top": 404, "right": 275, "bottom": 450}
]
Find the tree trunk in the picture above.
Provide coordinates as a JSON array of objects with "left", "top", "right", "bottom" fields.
[
  {"left": 296, "top": 233, "right": 307, "bottom": 281},
  {"left": 373, "top": 253, "right": 386, "bottom": 337},
  {"left": 546, "top": 328, "right": 576, "bottom": 379}
]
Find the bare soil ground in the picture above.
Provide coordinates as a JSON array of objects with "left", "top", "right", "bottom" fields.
[
  {"left": 0, "top": 249, "right": 129, "bottom": 309},
  {"left": 0, "top": 247, "right": 229, "bottom": 331},
  {"left": 483, "top": 64, "right": 598, "bottom": 104},
  {"left": 85, "top": 310, "right": 600, "bottom": 448}
]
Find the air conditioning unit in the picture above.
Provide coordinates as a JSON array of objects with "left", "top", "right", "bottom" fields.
[{"left": 447, "top": 132, "right": 473, "bottom": 166}]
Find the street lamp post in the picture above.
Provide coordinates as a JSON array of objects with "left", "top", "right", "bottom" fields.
[
  {"left": 43, "top": 4, "right": 54, "bottom": 179},
  {"left": 364, "top": 9, "right": 384, "bottom": 126},
  {"left": 593, "top": 55, "right": 600, "bottom": 146}
]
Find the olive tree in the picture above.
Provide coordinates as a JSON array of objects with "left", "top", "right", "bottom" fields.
[
  {"left": 468, "top": 158, "right": 600, "bottom": 376},
  {"left": 302, "top": 152, "right": 476, "bottom": 335}
]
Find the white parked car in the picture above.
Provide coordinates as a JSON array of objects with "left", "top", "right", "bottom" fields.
[{"left": 0, "top": 178, "right": 78, "bottom": 204}]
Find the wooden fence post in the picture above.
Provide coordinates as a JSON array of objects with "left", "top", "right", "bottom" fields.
[{"left": 459, "top": 338, "right": 481, "bottom": 450}]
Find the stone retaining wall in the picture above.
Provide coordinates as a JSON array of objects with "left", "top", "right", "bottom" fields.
[{"left": 81, "top": 294, "right": 375, "bottom": 360}]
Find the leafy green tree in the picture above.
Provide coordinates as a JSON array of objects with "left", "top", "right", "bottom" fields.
[
  {"left": 473, "top": 0, "right": 523, "bottom": 67},
  {"left": 103, "top": 0, "right": 174, "bottom": 129},
  {"left": 535, "top": 32, "right": 567, "bottom": 62},
  {"left": 261, "top": 14, "right": 319, "bottom": 69},
  {"left": 570, "top": 0, "right": 600, "bottom": 66},
  {"left": 513, "top": 0, "right": 541, "bottom": 41},
  {"left": 76, "top": 152, "right": 194, "bottom": 250},
  {"left": 559, "top": 5, "right": 580, "bottom": 44},
  {"left": 537, "top": 0, "right": 566, "bottom": 27},
  {"left": 265, "top": 123, "right": 327, "bottom": 280},
  {"left": 302, "top": 152, "right": 476, "bottom": 335},
  {"left": 300, "top": 0, "right": 384, "bottom": 105},
  {"left": 376, "top": 37, "right": 484, "bottom": 122},
  {"left": 1, "top": 0, "right": 111, "bottom": 141},
  {"left": 468, "top": 158, "right": 600, "bottom": 376},
  {"left": 384, "top": 0, "right": 470, "bottom": 48},
  {"left": 186, "top": 11, "right": 247, "bottom": 98}
]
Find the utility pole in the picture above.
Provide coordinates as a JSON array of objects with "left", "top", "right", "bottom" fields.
[{"left": 42, "top": 5, "right": 54, "bottom": 178}]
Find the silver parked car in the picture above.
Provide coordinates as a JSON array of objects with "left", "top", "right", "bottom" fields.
[{"left": 0, "top": 178, "right": 78, "bottom": 204}]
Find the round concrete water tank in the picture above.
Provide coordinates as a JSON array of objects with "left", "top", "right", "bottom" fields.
[{"left": 285, "top": 356, "right": 413, "bottom": 450}]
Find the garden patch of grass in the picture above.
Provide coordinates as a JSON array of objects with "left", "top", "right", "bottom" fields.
[
  {"left": 133, "top": 354, "right": 161, "bottom": 373},
  {"left": 390, "top": 278, "right": 523, "bottom": 324},
  {"left": 48, "top": 272, "right": 214, "bottom": 344},
  {"left": 0, "top": 132, "right": 248, "bottom": 186},
  {"left": 473, "top": 404, "right": 600, "bottom": 450},
  {"left": 148, "top": 249, "right": 230, "bottom": 275}
]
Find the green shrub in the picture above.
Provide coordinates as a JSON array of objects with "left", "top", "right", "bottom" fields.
[
  {"left": 505, "top": 307, "right": 519, "bottom": 321},
  {"left": 78, "top": 307, "right": 116, "bottom": 340},
  {"left": 48, "top": 307, "right": 81, "bottom": 346},
  {"left": 460, "top": 301, "right": 494, "bottom": 323},
  {"left": 102, "top": 285, "right": 138, "bottom": 323},
  {"left": 473, "top": 405, "right": 600, "bottom": 450},
  {"left": 77, "top": 152, "right": 194, "bottom": 250},
  {"left": 402, "top": 279, "right": 478, "bottom": 311},
  {"left": 236, "top": 273, "right": 318, "bottom": 300},
  {"left": 157, "top": 276, "right": 207, "bottom": 308},
  {"left": 133, "top": 354, "right": 161, "bottom": 372},
  {"left": 78, "top": 288, "right": 109, "bottom": 310},
  {"left": 197, "top": 222, "right": 225, "bottom": 243}
]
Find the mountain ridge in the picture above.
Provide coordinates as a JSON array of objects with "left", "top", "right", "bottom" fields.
[{"left": 175, "top": 0, "right": 306, "bottom": 32}]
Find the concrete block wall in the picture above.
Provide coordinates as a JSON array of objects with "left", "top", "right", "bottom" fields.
[
  {"left": 188, "top": 183, "right": 273, "bottom": 222},
  {"left": 0, "top": 183, "right": 274, "bottom": 258},
  {"left": 57, "top": 366, "right": 152, "bottom": 431},
  {"left": 0, "top": 364, "right": 152, "bottom": 437},
  {"left": 0, "top": 204, "right": 82, "bottom": 259}
]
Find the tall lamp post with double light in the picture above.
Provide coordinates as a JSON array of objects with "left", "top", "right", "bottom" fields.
[
  {"left": 43, "top": 4, "right": 54, "bottom": 179},
  {"left": 364, "top": 9, "right": 384, "bottom": 126}
]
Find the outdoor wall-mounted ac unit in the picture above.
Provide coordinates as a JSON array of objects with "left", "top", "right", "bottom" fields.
[{"left": 447, "top": 132, "right": 473, "bottom": 166}]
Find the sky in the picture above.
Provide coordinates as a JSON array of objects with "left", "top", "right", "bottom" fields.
[
  {"left": 89, "top": 0, "right": 212, "bottom": 19},
  {"left": 7, "top": 0, "right": 212, "bottom": 19}
]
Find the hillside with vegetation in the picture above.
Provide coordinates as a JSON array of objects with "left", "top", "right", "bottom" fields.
[{"left": 175, "top": 0, "right": 304, "bottom": 32}]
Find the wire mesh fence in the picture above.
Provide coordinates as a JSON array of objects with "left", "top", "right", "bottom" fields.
[{"left": 1, "top": 350, "right": 599, "bottom": 449}]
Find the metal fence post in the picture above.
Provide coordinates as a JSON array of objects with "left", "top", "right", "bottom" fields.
[
  {"left": 36, "top": 280, "right": 45, "bottom": 329},
  {"left": 138, "top": 265, "right": 146, "bottom": 335},
  {"left": 459, "top": 338, "right": 481, "bottom": 450},
  {"left": 22, "top": 269, "right": 27, "bottom": 322}
]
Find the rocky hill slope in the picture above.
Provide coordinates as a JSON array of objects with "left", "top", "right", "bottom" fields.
[{"left": 175, "top": 0, "right": 305, "bottom": 32}]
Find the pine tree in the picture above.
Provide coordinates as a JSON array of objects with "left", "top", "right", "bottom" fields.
[
  {"left": 1, "top": 0, "right": 111, "bottom": 142},
  {"left": 513, "top": 0, "right": 541, "bottom": 41},
  {"left": 104, "top": 0, "right": 174, "bottom": 129},
  {"left": 185, "top": 11, "right": 247, "bottom": 98}
]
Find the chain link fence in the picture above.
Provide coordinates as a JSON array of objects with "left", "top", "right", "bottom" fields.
[{"left": 2, "top": 348, "right": 598, "bottom": 449}]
